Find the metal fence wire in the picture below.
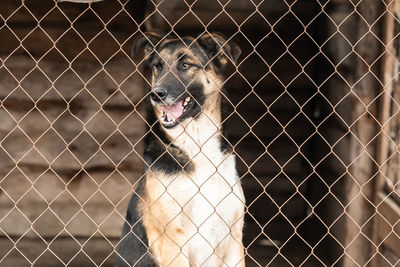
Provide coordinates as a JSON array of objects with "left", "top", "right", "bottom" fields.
[{"left": 0, "top": 0, "right": 399, "bottom": 266}]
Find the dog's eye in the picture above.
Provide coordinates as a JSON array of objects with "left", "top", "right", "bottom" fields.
[{"left": 182, "top": 63, "right": 192, "bottom": 70}]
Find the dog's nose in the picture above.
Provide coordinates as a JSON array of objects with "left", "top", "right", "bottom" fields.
[{"left": 150, "top": 88, "right": 167, "bottom": 102}]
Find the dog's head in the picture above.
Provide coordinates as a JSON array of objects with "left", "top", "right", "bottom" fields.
[{"left": 132, "top": 32, "right": 240, "bottom": 129}]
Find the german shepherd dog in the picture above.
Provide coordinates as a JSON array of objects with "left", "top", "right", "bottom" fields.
[{"left": 116, "top": 32, "right": 245, "bottom": 267}]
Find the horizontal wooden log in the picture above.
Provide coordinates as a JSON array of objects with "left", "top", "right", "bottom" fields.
[
  {"left": 0, "top": 170, "right": 141, "bottom": 237},
  {"left": 236, "top": 157, "right": 304, "bottom": 180},
  {"left": 0, "top": 27, "right": 137, "bottom": 62},
  {"left": 1, "top": 56, "right": 145, "bottom": 102},
  {"left": 0, "top": 132, "right": 144, "bottom": 170},
  {"left": 242, "top": 171, "right": 307, "bottom": 195},
  {"left": 0, "top": 237, "right": 117, "bottom": 266},
  {"left": 1, "top": 1, "right": 137, "bottom": 29},
  {"left": 0, "top": 107, "right": 146, "bottom": 137},
  {"left": 243, "top": 220, "right": 304, "bottom": 245},
  {"left": 154, "top": 0, "right": 306, "bottom": 14},
  {"left": 1, "top": 25, "right": 314, "bottom": 69}
]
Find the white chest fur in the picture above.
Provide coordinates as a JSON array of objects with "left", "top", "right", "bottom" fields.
[
  {"left": 142, "top": 114, "right": 245, "bottom": 266},
  {"left": 164, "top": 113, "right": 245, "bottom": 227}
]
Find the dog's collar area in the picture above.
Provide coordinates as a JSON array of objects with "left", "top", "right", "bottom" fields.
[{"left": 159, "top": 96, "right": 194, "bottom": 128}]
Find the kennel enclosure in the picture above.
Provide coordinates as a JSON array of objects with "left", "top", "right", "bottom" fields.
[{"left": 0, "top": 0, "right": 400, "bottom": 266}]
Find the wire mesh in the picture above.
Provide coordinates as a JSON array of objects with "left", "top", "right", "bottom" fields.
[{"left": 0, "top": 0, "right": 399, "bottom": 266}]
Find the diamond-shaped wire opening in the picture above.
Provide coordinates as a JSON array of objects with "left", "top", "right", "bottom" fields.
[
  {"left": 22, "top": 28, "right": 54, "bottom": 61},
  {"left": 55, "top": 28, "right": 86, "bottom": 62},
  {"left": 82, "top": 191, "right": 115, "bottom": 226},
  {"left": 49, "top": 191, "right": 81, "bottom": 225},
  {"left": 82, "top": 234, "right": 116, "bottom": 266},
  {"left": 38, "top": 50, "right": 70, "bottom": 81},
  {"left": 0, "top": 28, "right": 20, "bottom": 60},
  {"left": 15, "top": 230, "right": 47, "bottom": 262}
]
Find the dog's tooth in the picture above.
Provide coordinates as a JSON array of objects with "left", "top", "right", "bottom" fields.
[{"left": 184, "top": 97, "right": 190, "bottom": 106}]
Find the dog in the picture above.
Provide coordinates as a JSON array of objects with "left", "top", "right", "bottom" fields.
[{"left": 116, "top": 31, "right": 245, "bottom": 267}]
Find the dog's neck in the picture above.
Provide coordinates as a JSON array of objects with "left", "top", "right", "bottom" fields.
[{"left": 162, "top": 93, "right": 225, "bottom": 162}]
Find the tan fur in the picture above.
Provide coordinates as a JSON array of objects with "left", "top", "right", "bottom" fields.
[
  {"left": 140, "top": 172, "right": 191, "bottom": 266},
  {"left": 143, "top": 49, "right": 245, "bottom": 267}
]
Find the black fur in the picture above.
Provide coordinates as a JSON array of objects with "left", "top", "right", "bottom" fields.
[
  {"left": 143, "top": 102, "right": 194, "bottom": 175},
  {"left": 197, "top": 32, "right": 241, "bottom": 69},
  {"left": 131, "top": 31, "right": 165, "bottom": 61},
  {"left": 143, "top": 114, "right": 193, "bottom": 174},
  {"left": 116, "top": 179, "right": 157, "bottom": 267},
  {"left": 178, "top": 83, "right": 206, "bottom": 124},
  {"left": 220, "top": 92, "right": 233, "bottom": 154},
  {"left": 144, "top": 140, "right": 192, "bottom": 174}
]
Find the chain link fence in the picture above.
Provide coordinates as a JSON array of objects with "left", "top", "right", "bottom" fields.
[{"left": 0, "top": 0, "right": 399, "bottom": 266}]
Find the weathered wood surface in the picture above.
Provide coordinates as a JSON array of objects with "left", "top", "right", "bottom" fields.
[
  {"left": 0, "top": 237, "right": 118, "bottom": 267},
  {"left": 0, "top": 56, "right": 146, "bottom": 165},
  {"left": 373, "top": 2, "right": 400, "bottom": 265},
  {"left": 341, "top": 0, "right": 383, "bottom": 266},
  {"left": 378, "top": 0, "right": 400, "bottom": 207},
  {"left": 376, "top": 192, "right": 400, "bottom": 258},
  {"left": 0, "top": 53, "right": 146, "bottom": 237},
  {"left": 1, "top": 56, "right": 144, "bottom": 100},
  {"left": 303, "top": 1, "right": 387, "bottom": 265},
  {"left": 0, "top": 0, "right": 144, "bottom": 62},
  {"left": 0, "top": 170, "right": 141, "bottom": 238},
  {"left": 0, "top": 0, "right": 138, "bottom": 29}
]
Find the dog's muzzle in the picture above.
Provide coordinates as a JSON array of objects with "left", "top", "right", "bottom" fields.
[{"left": 151, "top": 89, "right": 194, "bottom": 128}]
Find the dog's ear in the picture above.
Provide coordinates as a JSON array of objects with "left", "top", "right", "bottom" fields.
[
  {"left": 131, "top": 31, "right": 165, "bottom": 59},
  {"left": 198, "top": 32, "right": 241, "bottom": 68}
]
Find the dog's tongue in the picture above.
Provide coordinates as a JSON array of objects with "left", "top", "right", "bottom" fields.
[{"left": 161, "top": 101, "right": 184, "bottom": 122}]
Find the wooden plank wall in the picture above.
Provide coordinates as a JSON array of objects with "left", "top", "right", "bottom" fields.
[
  {"left": 0, "top": 0, "right": 147, "bottom": 238},
  {"left": 374, "top": 1, "right": 400, "bottom": 265},
  {"left": 314, "top": 0, "right": 385, "bottom": 265}
]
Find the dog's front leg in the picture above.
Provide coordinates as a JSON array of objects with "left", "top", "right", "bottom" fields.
[
  {"left": 222, "top": 222, "right": 245, "bottom": 267},
  {"left": 186, "top": 233, "right": 221, "bottom": 267},
  {"left": 223, "top": 238, "right": 245, "bottom": 266},
  {"left": 149, "top": 233, "right": 190, "bottom": 267}
]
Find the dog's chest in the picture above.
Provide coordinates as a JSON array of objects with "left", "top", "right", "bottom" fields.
[
  {"left": 176, "top": 152, "right": 243, "bottom": 215},
  {"left": 143, "top": 116, "right": 245, "bottom": 256},
  {"left": 145, "top": 150, "right": 244, "bottom": 245}
]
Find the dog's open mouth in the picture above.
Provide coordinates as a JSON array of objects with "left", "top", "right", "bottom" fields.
[{"left": 160, "top": 96, "right": 194, "bottom": 128}]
